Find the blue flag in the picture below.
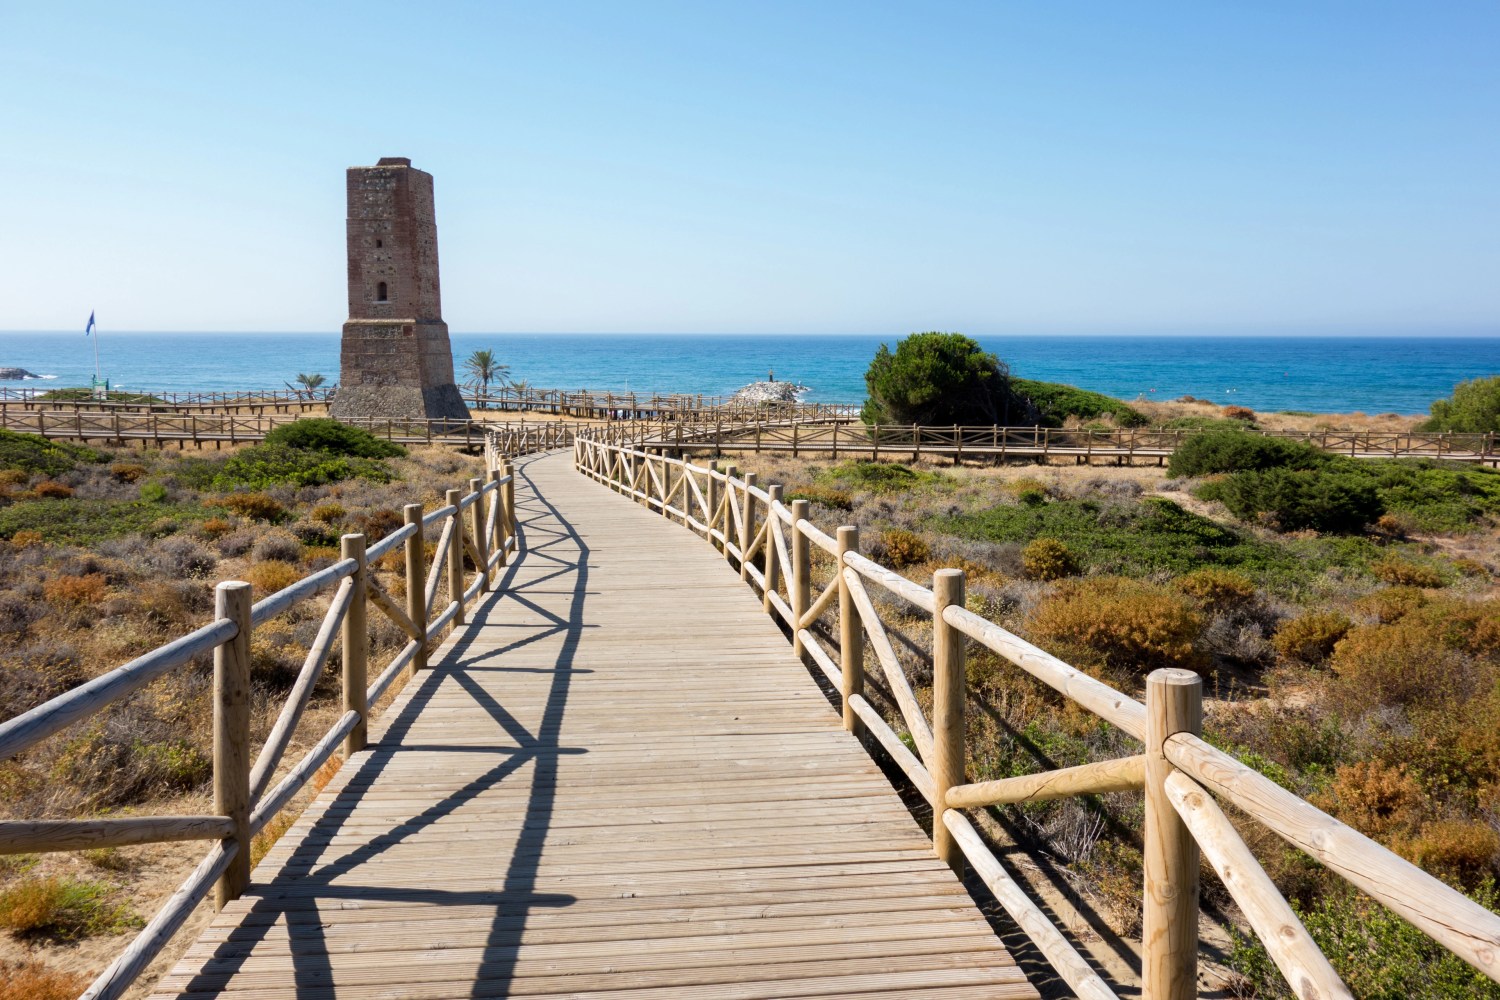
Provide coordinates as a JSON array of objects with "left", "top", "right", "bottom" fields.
[{"left": 85, "top": 311, "right": 95, "bottom": 336}]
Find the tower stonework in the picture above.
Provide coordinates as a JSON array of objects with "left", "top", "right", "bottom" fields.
[{"left": 329, "top": 157, "right": 470, "bottom": 422}]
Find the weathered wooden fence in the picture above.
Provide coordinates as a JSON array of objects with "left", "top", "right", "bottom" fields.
[
  {"left": 645, "top": 419, "right": 1500, "bottom": 466},
  {"left": 0, "top": 434, "right": 557, "bottom": 1000},
  {"left": 575, "top": 431, "right": 1500, "bottom": 1000}
]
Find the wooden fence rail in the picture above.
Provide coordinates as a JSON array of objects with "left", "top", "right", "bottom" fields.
[
  {"left": 574, "top": 431, "right": 1500, "bottom": 1000},
  {"left": 0, "top": 431, "right": 551, "bottom": 1000},
  {"left": 643, "top": 419, "right": 1500, "bottom": 466}
]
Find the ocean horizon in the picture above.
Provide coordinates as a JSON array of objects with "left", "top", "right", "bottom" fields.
[{"left": 2, "top": 331, "right": 1498, "bottom": 416}]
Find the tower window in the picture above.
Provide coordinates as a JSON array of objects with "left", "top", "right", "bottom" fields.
[
  {"left": 376, "top": 281, "right": 388, "bottom": 302},
  {"left": 375, "top": 239, "right": 382, "bottom": 248}
]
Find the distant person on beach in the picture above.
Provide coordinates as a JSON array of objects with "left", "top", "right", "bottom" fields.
[{"left": 768, "top": 369, "right": 774, "bottom": 382}]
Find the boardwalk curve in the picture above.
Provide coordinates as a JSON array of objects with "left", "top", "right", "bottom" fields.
[{"left": 149, "top": 450, "right": 1034, "bottom": 999}]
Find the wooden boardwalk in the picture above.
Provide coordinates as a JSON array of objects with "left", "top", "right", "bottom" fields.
[{"left": 149, "top": 450, "right": 1033, "bottom": 1000}]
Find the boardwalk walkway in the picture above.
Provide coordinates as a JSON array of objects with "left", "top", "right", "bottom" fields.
[{"left": 149, "top": 450, "right": 1033, "bottom": 999}]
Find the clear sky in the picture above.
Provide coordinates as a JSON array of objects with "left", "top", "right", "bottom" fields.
[{"left": 2, "top": 1, "right": 1497, "bottom": 335}]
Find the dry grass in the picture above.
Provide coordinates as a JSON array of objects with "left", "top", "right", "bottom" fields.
[{"left": 0, "top": 960, "right": 89, "bottom": 1000}]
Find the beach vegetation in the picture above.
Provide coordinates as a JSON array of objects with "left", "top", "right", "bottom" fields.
[
  {"left": 461, "top": 349, "right": 510, "bottom": 403},
  {"left": 1420, "top": 375, "right": 1500, "bottom": 433},
  {"left": 0, "top": 875, "right": 136, "bottom": 939},
  {"left": 1197, "top": 467, "right": 1385, "bottom": 533},
  {"left": 261, "top": 418, "right": 406, "bottom": 459},
  {"left": 1167, "top": 429, "right": 1326, "bottom": 477},
  {"left": 0, "top": 960, "right": 88, "bottom": 1000},
  {"left": 0, "top": 498, "right": 210, "bottom": 543},
  {"left": 1020, "top": 537, "right": 1079, "bottom": 580},
  {"left": 1010, "top": 377, "right": 1149, "bottom": 428},
  {"left": 860, "top": 332, "right": 1017, "bottom": 425},
  {"left": 1028, "top": 576, "right": 1206, "bottom": 676},
  {"left": 35, "top": 388, "right": 165, "bottom": 405},
  {"left": 0, "top": 430, "right": 108, "bottom": 478}
]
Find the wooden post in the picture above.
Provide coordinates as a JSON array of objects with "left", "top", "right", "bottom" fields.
[
  {"left": 341, "top": 534, "right": 368, "bottom": 753},
  {"left": 708, "top": 460, "right": 721, "bottom": 550},
  {"left": 469, "top": 478, "right": 489, "bottom": 592},
  {"left": 932, "top": 568, "right": 965, "bottom": 873},
  {"left": 723, "top": 465, "right": 738, "bottom": 563},
  {"left": 790, "top": 499, "right": 811, "bottom": 657},
  {"left": 213, "top": 581, "right": 252, "bottom": 909},
  {"left": 763, "top": 485, "right": 783, "bottom": 614},
  {"left": 740, "top": 472, "right": 757, "bottom": 582},
  {"left": 404, "top": 504, "right": 428, "bottom": 672},
  {"left": 837, "top": 526, "right": 863, "bottom": 734},
  {"left": 1143, "top": 668, "right": 1203, "bottom": 1000},
  {"left": 490, "top": 469, "right": 507, "bottom": 570},
  {"left": 446, "top": 489, "right": 466, "bottom": 625},
  {"left": 502, "top": 462, "right": 516, "bottom": 542}
]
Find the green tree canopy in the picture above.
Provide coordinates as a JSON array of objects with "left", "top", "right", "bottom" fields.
[
  {"left": 860, "top": 332, "right": 1015, "bottom": 425},
  {"left": 1420, "top": 376, "right": 1500, "bottom": 433}
]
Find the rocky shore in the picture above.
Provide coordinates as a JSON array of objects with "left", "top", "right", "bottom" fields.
[
  {"left": 0, "top": 367, "right": 41, "bottom": 380},
  {"left": 730, "top": 380, "right": 809, "bottom": 405}
]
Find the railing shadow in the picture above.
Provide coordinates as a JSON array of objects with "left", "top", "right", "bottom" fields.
[{"left": 171, "top": 451, "right": 592, "bottom": 998}]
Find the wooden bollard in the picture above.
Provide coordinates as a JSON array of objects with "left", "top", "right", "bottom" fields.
[
  {"left": 740, "top": 472, "right": 757, "bottom": 582},
  {"left": 502, "top": 462, "right": 516, "bottom": 543},
  {"left": 763, "top": 485, "right": 783, "bottom": 615},
  {"left": 932, "top": 568, "right": 965, "bottom": 873},
  {"left": 838, "top": 527, "right": 863, "bottom": 735},
  {"left": 790, "top": 499, "right": 811, "bottom": 657},
  {"left": 341, "top": 534, "right": 368, "bottom": 755},
  {"left": 469, "top": 478, "right": 489, "bottom": 594},
  {"left": 1143, "top": 668, "right": 1203, "bottom": 1000},
  {"left": 403, "top": 504, "right": 428, "bottom": 673},
  {"left": 446, "top": 489, "right": 466, "bottom": 626},
  {"left": 213, "top": 581, "right": 252, "bottom": 909},
  {"left": 490, "top": 468, "right": 507, "bottom": 570},
  {"left": 707, "top": 461, "right": 721, "bottom": 550},
  {"left": 723, "top": 465, "right": 738, "bottom": 562}
]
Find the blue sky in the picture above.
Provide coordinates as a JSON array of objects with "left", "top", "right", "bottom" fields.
[{"left": 2, "top": 1, "right": 1496, "bottom": 335}]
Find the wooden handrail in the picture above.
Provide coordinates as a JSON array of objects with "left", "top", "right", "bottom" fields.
[{"left": 574, "top": 431, "right": 1500, "bottom": 996}]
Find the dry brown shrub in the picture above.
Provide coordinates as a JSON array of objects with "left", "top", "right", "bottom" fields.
[
  {"left": 1314, "top": 760, "right": 1426, "bottom": 839},
  {"left": 1373, "top": 555, "right": 1446, "bottom": 588},
  {"left": 198, "top": 517, "right": 234, "bottom": 539},
  {"left": 1222, "top": 405, "right": 1255, "bottom": 422},
  {"left": 1073, "top": 840, "right": 1143, "bottom": 935},
  {"left": 214, "top": 492, "right": 286, "bottom": 522},
  {"left": 8, "top": 530, "right": 43, "bottom": 548},
  {"left": 246, "top": 560, "right": 304, "bottom": 595},
  {"left": 1353, "top": 585, "right": 1429, "bottom": 624},
  {"left": 1020, "top": 538, "right": 1079, "bottom": 581},
  {"left": 1272, "top": 610, "right": 1351, "bottom": 665},
  {"left": 880, "top": 529, "right": 930, "bottom": 569},
  {"left": 348, "top": 507, "right": 403, "bottom": 541},
  {"left": 1328, "top": 620, "right": 1473, "bottom": 710},
  {"left": 1452, "top": 556, "right": 1490, "bottom": 578},
  {"left": 1028, "top": 576, "right": 1206, "bottom": 675},
  {"left": 310, "top": 501, "right": 347, "bottom": 523},
  {"left": 0, "top": 469, "right": 27, "bottom": 486},
  {"left": 109, "top": 462, "right": 148, "bottom": 483},
  {"left": 30, "top": 480, "right": 74, "bottom": 499},
  {"left": 1403, "top": 819, "right": 1500, "bottom": 887},
  {"left": 1374, "top": 512, "right": 1416, "bottom": 538},
  {"left": 0, "top": 960, "right": 87, "bottom": 1000},
  {"left": 42, "top": 573, "right": 108, "bottom": 606},
  {"left": 1174, "top": 568, "right": 1256, "bottom": 612}
]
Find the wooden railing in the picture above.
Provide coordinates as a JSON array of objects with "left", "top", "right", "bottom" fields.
[
  {"left": 0, "top": 407, "right": 581, "bottom": 450},
  {"left": 575, "top": 432, "right": 1500, "bottom": 1000},
  {"left": 0, "top": 436, "right": 557, "bottom": 1000},
  {"left": 645, "top": 419, "right": 1500, "bottom": 465}
]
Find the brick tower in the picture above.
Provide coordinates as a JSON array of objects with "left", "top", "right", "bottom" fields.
[{"left": 329, "top": 157, "right": 470, "bottom": 423}]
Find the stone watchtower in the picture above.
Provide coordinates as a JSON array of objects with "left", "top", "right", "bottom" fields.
[{"left": 329, "top": 157, "right": 470, "bottom": 422}]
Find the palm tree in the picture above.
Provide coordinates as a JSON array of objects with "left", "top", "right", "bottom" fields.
[
  {"left": 287, "top": 372, "right": 326, "bottom": 400},
  {"left": 462, "top": 350, "right": 510, "bottom": 409}
]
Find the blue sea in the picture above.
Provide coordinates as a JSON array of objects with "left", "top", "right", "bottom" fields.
[{"left": 1, "top": 332, "right": 1497, "bottom": 415}]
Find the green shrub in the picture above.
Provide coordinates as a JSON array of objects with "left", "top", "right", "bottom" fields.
[
  {"left": 817, "top": 460, "right": 945, "bottom": 493},
  {"left": 262, "top": 418, "right": 407, "bottom": 458},
  {"left": 37, "top": 387, "right": 164, "bottom": 404},
  {"left": 0, "top": 430, "right": 107, "bottom": 477},
  {"left": 784, "top": 485, "right": 854, "bottom": 510},
  {"left": 0, "top": 498, "right": 208, "bottom": 543},
  {"left": 1168, "top": 429, "right": 1326, "bottom": 478},
  {"left": 1020, "top": 538, "right": 1079, "bottom": 581},
  {"left": 138, "top": 481, "right": 168, "bottom": 503},
  {"left": 0, "top": 876, "right": 136, "bottom": 939},
  {"left": 1009, "top": 378, "right": 1147, "bottom": 428},
  {"left": 1421, "top": 375, "right": 1500, "bottom": 433},
  {"left": 860, "top": 332, "right": 1016, "bottom": 425},
  {"left": 213, "top": 443, "right": 394, "bottom": 489},
  {"left": 1205, "top": 468, "right": 1384, "bottom": 533}
]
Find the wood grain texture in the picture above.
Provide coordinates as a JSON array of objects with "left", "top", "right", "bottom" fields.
[{"left": 149, "top": 450, "right": 1032, "bottom": 1000}]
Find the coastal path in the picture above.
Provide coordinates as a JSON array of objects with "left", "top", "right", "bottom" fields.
[{"left": 143, "top": 449, "right": 1035, "bottom": 1000}]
